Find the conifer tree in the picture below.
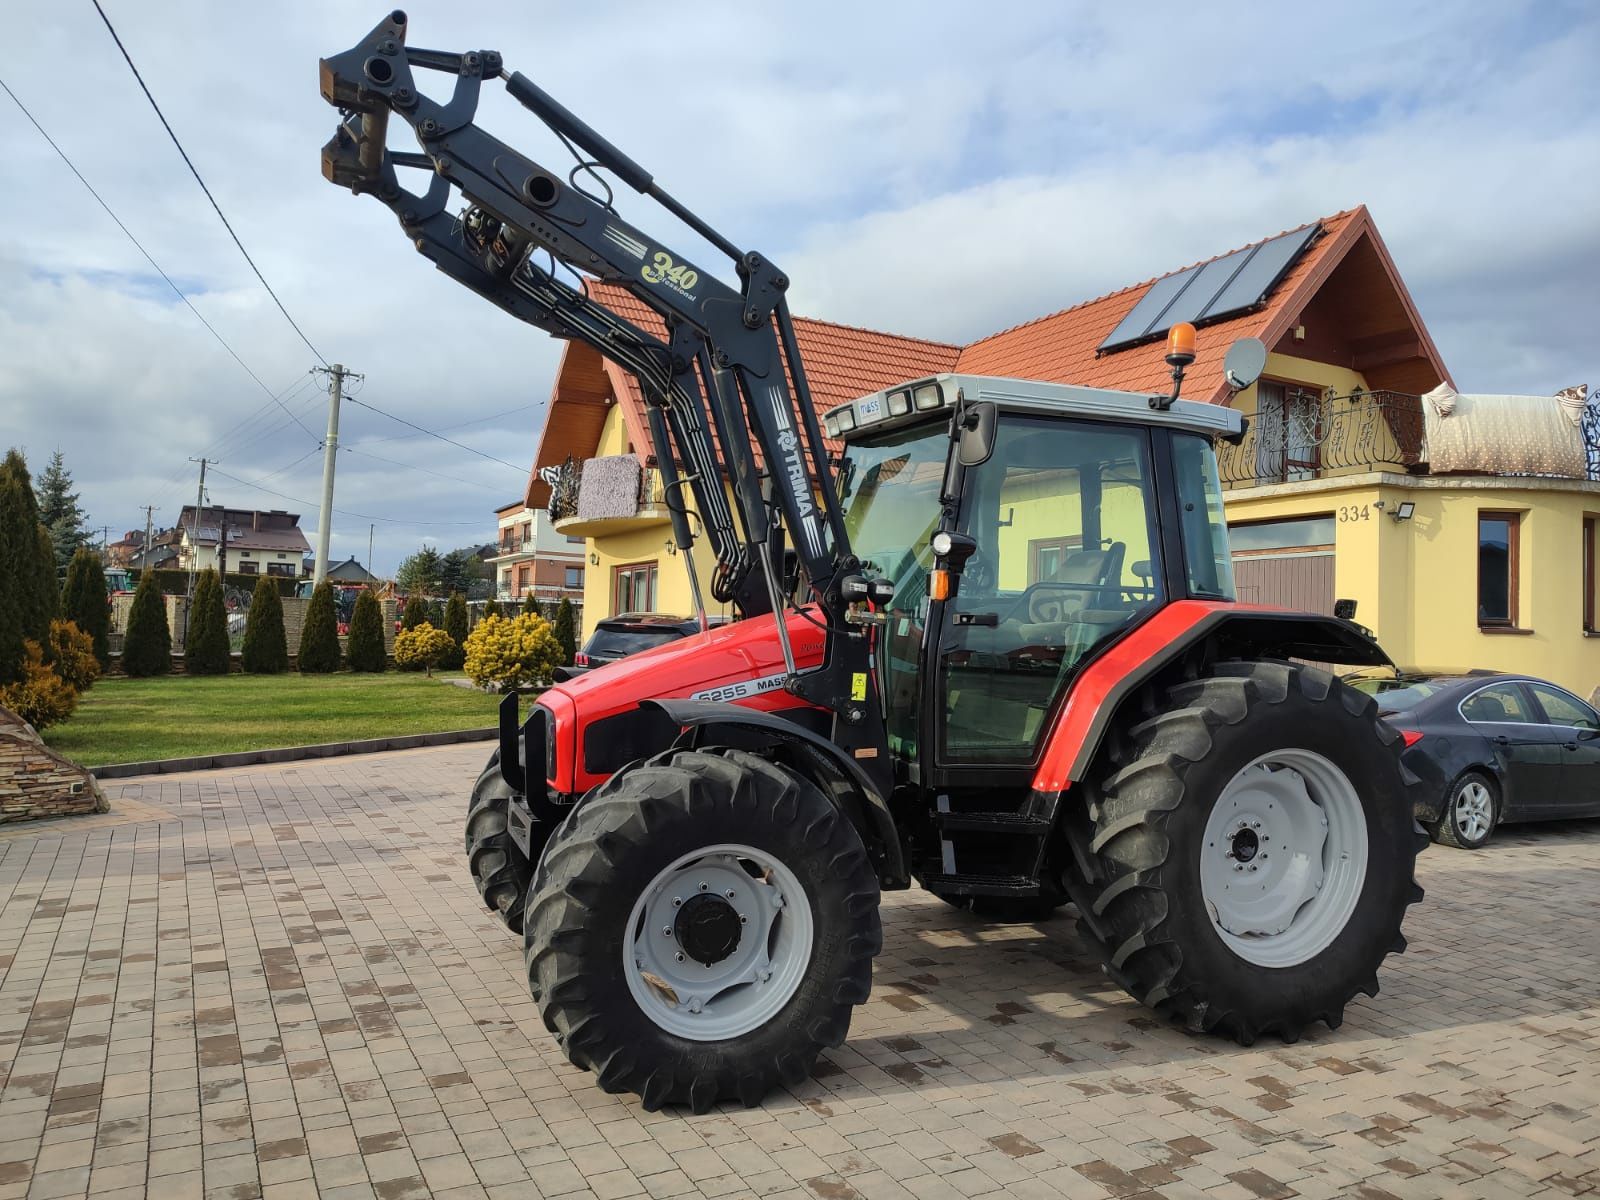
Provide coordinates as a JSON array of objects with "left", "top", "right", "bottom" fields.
[
  {"left": 522, "top": 591, "right": 542, "bottom": 619},
  {"left": 33, "top": 450, "right": 89, "bottom": 573},
  {"left": 443, "top": 592, "right": 468, "bottom": 670},
  {"left": 552, "top": 598, "right": 577, "bottom": 666},
  {"left": 61, "top": 546, "right": 110, "bottom": 667},
  {"left": 240, "top": 575, "right": 289, "bottom": 673},
  {"left": 121, "top": 572, "right": 172, "bottom": 676},
  {"left": 185, "top": 568, "right": 230, "bottom": 674},
  {"left": 345, "top": 589, "right": 387, "bottom": 672},
  {"left": 299, "top": 581, "right": 341, "bottom": 673}
]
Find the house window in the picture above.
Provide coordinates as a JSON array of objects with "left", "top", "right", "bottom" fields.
[
  {"left": 1028, "top": 536, "right": 1082, "bottom": 585},
  {"left": 564, "top": 566, "right": 583, "bottom": 589},
  {"left": 1585, "top": 516, "right": 1598, "bottom": 633},
  {"left": 239, "top": 551, "right": 251, "bottom": 558},
  {"left": 613, "top": 562, "right": 657, "bottom": 614},
  {"left": 266, "top": 562, "right": 294, "bottom": 578},
  {"left": 1477, "top": 511, "right": 1520, "bottom": 627},
  {"left": 1254, "top": 382, "right": 1322, "bottom": 484},
  {"left": 238, "top": 561, "right": 259, "bottom": 575},
  {"left": 518, "top": 565, "right": 532, "bottom": 594}
]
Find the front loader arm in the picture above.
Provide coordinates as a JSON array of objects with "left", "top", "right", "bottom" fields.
[{"left": 318, "top": 12, "right": 893, "bottom": 785}]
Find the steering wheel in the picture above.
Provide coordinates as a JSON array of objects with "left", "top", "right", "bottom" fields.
[{"left": 1026, "top": 583, "right": 1079, "bottom": 623}]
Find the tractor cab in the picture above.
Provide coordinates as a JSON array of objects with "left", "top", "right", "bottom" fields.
[{"left": 826, "top": 374, "right": 1240, "bottom": 785}]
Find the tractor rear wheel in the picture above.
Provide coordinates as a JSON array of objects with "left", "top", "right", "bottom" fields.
[
  {"left": 1078, "top": 661, "right": 1424, "bottom": 1044},
  {"left": 465, "top": 748, "right": 544, "bottom": 936},
  {"left": 524, "top": 747, "right": 881, "bottom": 1113}
]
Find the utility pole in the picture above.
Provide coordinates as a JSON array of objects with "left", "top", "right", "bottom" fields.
[
  {"left": 368, "top": 523, "right": 375, "bottom": 582},
  {"left": 312, "top": 363, "right": 361, "bottom": 587},
  {"left": 186, "top": 457, "right": 212, "bottom": 599},
  {"left": 142, "top": 505, "right": 155, "bottom": 568}
]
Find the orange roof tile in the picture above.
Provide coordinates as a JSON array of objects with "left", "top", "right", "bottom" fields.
[
  {"left": 956, "top": 212, "right": 1358, "bottom": 401},
  {"left": 531, "top": 206, "right": 1448, "bottom": 495}
]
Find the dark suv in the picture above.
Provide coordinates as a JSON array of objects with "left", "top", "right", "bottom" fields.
[{"left": 564, "top": 613, "right": 723, "bottom": 677}]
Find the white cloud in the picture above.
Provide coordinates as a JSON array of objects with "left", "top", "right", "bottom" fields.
[{"left": 1, "top": 0, "right": 1595, "bottom": 570}]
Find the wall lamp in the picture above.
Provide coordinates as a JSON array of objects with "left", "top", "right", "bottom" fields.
[
  {"left": 588, "top": 551, "right": 600, "bottom": 565},
  {"left": 1374, "top": 499, "right": 1416, "bottom": 523}
]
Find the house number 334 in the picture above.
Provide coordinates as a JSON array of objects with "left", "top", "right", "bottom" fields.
[{"left": 1338, "top": 505, "right": 1371, "bottom": 522}]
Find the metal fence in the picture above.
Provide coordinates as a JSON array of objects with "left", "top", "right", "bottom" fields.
[{"left": 1217, "top": 389, "right": 1424, "bottom": 487}]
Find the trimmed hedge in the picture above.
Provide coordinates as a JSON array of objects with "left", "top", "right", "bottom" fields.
[
  {"left": 121, "top": 573, "right": 172, "bottom": 676},
  {"left": 241, "top": 576, "right": 289, "bottom": 673},
  {"left": 299, "top": 582, "right": 341, "bottom": 673},
  {"left": 346, "top": 589, "right": 387, "bottom": 672}
]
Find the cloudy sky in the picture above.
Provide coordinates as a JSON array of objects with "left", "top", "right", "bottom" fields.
[{"left": 2, "top": 1, "right": 1595, "bottom": 574}]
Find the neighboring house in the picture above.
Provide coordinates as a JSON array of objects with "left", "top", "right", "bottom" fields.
[
  {"left": 525, "top": 205, "right": 1600, "bottom": 695},
  {"left": 105, "top": 530, "right": 147, "bottom": 568},
  {"left": 174, "top": 506, "right": 312, "bottom": 578},
  {"left": 489, "top": 502, "right": 585, "bottom": 615},
  {"left": 325, "top": 556, "right": 381, "bottom": 585}
]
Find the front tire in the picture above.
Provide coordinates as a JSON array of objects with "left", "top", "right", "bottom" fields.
[
  {"left": 1078, "top": 661, "right": 1425, "bottom": 1044},
  {"left": 525, "top": 747, "right": 882, "bottom": 1113},
  {"left": 465, "top": 748, "right": 546, "bottom": 935},
  {"left": 1434, "top": 771, "right": 1497, "bottom": 849}
]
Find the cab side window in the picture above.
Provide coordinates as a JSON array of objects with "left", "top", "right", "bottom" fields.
[
  {"left": 1528, "top": 684, "right": 1600, "bottom": 729},
  {"left": 1460, "top": 683, "right": 1535, "bottom": 723}
]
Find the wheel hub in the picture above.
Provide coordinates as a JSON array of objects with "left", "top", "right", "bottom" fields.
[
  {"left": 1199, "top": 749, "right": 1369, "bottom": 968},
  {"left": 675, "top": 893, "right": 742, "bottom": 966}
]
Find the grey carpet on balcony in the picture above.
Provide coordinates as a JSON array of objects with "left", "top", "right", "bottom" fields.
[{"left": 576, "top": 454, "right": 642, "bottom": 520}]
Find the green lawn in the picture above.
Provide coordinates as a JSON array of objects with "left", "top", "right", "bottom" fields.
[{"left": 43, "top": 673, "right": 500, "bottom": 767}]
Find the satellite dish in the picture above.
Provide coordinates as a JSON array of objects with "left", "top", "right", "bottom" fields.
[{"left": 1223, "top": 337, "right": 1267, "bottom": 392}]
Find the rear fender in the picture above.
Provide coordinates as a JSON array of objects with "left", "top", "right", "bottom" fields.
[
  {"left": 1033, "top": 599, "right": 1393, "bottom": 792},
  {"left": 645, "top": 699, "right": 909, "bottom": 889}
]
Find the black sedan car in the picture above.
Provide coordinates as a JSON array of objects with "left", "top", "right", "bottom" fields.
[
  {"left": 556, "top": 612, "right": 726, "bottom": 680},
  {"left": 1350, "top": 672, "right": 1600, "bottom": 849}
]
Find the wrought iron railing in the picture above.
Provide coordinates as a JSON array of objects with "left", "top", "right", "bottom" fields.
[{"left": 1217, "top": 389, "right": 1423, "bottom": 487}]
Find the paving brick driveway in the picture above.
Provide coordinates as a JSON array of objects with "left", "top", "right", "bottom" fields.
[{"left": 1, "top": 744, "right": 1596, "bottom": 1200}]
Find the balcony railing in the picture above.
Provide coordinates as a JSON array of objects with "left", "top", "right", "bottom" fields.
[
  {"left": 547, "top": 454, "right": 668, "bottom": 531},
  {"left": 1217, "top": 389, "right": 1423, "bottom": 488}
]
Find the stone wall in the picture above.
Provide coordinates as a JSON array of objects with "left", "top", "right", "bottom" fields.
[{"left": 0, "top": 706, "right": 107, "bottom": 824}]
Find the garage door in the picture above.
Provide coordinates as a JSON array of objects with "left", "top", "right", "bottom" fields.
[{"left": 1229, "top": 516, "right": 1336, "bottom": 615}]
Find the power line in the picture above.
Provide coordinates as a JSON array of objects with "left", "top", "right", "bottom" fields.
[
  {"left": 354, "top": 400, "right": 544, "bottom": 446},
  {"left": 90, "top": 0, "right": 327, "bottom": 366},
  {"left": 206, "top": 464, "right": 485, "bottom": 527},
  {"left": 344, "top": 395, "right": 529, "bottom": 473},
  {"left": 0, "top": 73, "right": 318, "bottom": 441},
  {"left": 342, "top": 445, "right": 505, "bottom": 492}
]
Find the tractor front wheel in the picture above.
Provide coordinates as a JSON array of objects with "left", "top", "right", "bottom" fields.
[
  {"left": 1079, "top": 661, "right": 1424, "bottom": 1044},
  {"left": 524, "top": 747, "right": 881, "bottom": 1112},
  {"left": 465, "top": 749, "right": 545, "bottom": 935}
]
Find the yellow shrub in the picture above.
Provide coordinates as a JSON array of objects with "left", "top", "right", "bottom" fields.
[
  {"left": 393, "top": 622, "right": 457, "bottom": 676},
  {"left": 0, "top": 641, "right": 79, "bottom": 730},
  {"left": 48, "top": 619, "right": 101, "bottom": 692},
  {"left": 463, "top": 613, "right": 561, "bottom": 690}
]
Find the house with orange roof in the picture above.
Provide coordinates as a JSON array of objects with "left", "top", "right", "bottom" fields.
[{"left": 519, "top": 206, "right": 1600, "bottom": 695}]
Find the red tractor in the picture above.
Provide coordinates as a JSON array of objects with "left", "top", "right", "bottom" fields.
[{"left": 321, "top": 13, "right": 1424, "bottom": 1114}]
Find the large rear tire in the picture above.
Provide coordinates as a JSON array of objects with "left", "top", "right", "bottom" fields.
[
  {"left": 525, "top": 747, "right": 881, "bottom": 1113},
  {"left": 1077, "top": 661, "right": 1424, "bottom": 1044}
]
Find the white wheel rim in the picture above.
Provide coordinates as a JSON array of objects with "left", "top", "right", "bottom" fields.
[
  {"left": 1199, "top": 749, "right": 1368, "bottom": 968},
  {"left": 623, "top": 843, "right": 813, "bottom": 1041},
  {"left": 1454, "top": 781, "right": 1492, "bottom": 841}
]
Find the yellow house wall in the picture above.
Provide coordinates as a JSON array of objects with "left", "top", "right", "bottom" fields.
[
  {"left": 577, "top": 406, "right": 738, "bottom": 638},
  {"left": 1225, "top": 477, "right": 1600, "bottom": 698}
]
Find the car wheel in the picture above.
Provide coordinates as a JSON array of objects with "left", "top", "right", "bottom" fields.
[{"left": 1435, "top": 772, "right": 1497, "bottom": 850}]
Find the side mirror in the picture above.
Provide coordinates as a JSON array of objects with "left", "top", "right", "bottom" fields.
[
  {"left": 1579, "top": 726, "right": 1600, "bottom": 741},
  {"left": 1223, "top": 337, "right": 1267, "bottom": 392},
  {"left": 956, "top": 401, "right": 997, "bottom": 467}
]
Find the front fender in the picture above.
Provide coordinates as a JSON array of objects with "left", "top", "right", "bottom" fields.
[{"left": 645, "top": 699, "right": 908, "bottom": 888}]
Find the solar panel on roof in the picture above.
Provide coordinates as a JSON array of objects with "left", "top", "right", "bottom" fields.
[{"left": 1097, "top": 224, "right": 1320, "bottom": 354}]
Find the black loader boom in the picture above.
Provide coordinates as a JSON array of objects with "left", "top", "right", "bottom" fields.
[{"left": 318, "top": 11, "right": 893, "bottom": 780}]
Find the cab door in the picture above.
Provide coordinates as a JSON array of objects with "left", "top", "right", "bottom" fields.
[
  {"left": 1525, "top": 683, "right": 1600, "bottom": 817},
  {"left": 1459, "top": 681, "right": 1564, "bottom": 817}
]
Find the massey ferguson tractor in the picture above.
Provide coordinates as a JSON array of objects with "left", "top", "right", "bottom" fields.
[{"left": 320, "top": 13, "right": 1425, "bottom": 1113}]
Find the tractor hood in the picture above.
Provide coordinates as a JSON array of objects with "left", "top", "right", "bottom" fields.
[{"left": 537, "top": 609, "right": 828, "bottom": 794}]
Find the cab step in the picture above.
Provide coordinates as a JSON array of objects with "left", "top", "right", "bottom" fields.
[
  {"left": 919, "top": 872, "right": 1038, "bottom": 898},
  {"left": 935, "top": 811, "right": 1051, "bottom": 835}
]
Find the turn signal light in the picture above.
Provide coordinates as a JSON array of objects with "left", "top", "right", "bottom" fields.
[
  {"left": 574, "top": 652, "right": 590, "bottom": 667},
  {"left": 929, "top": 569, "right": 951, "bottom": 601},
  {"left": 1399, "top": 729, "right": 1424, "bottom": 748}
]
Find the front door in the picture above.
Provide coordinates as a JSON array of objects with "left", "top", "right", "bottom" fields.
[
  {"left": 1526, "top": 683, "right": 1600, "bottom": 816},
  {"left": 1459, "top": 681, "right": 1564, "bottom": 818},
  {"left": 939, "top": 416, "right": 1164, "bottom": 767}
]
